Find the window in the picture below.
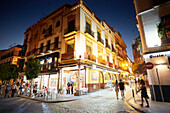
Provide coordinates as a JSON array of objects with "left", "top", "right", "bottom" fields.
[
  {"left": 55, "top": 37, "right": 59, "bottom": 48},
  {"left": 67, "top": 43, "right": 74, "bottom": 53},
  {"left": 107, "top": 56, "right": 109, "bottom": 62},
  {"left": 86, "top": 21, "right": 91, "bottom": 34},
  {"left": 68, "top": 20, "right": 75, "bottom": 32},
  {"left": 91, "top": 71, "right": 97, "bottom": 81},
  {"left": 105, "top": 38, "right": 108, "bottom": 47},
  {"left": 48, "top": 25, "right": 52, "bottom": 35},
  {"left": 86, "top": 45, "right": 92, "bottom": 54},
  {"left": 105, "top": 73, "right": 108, "bottom": 80},
  {"left": 46, "top": 40, "right": 51, "bottom": 51},
  {"left": 98, "top": 50, "right": 103, "bottom": 59},
  {"left": 97, "top": 31, "right": 101, "bottom": 41},
  {"left": 42, "top": 29, "right": 45, "bottom": 34},
  {"left": 56, "top": 21, "right": 60, "bottom": 27},
  {"left": 40, "top": 43, "right": 44, "bottom": 52}
]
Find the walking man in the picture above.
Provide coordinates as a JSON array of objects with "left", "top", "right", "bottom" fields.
[
  {"left": 4, "top": 83, "right": 11, "bottom": 98},
  {"left": 118, "top": 79, "right": 126, "bottom": 100},
  {"left": 137, "top": 79, "right": 149, "bottom": 107},
  {"left": 70, "top": 81, "right": 74, "bottom": 94},
  {"left": 11, "top": 83, "right": 17, "bottom": 97}
]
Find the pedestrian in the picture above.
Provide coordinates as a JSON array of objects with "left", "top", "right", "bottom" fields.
[
  {"left": 129, "top": 79, "right": 131, "bottom": 88},
  {"left": 66, "top": 82, "right": 70, "bottom": 94},
  {"left": 114, "top": 80, "right": 119, "bottom": 99},
  {"left": 0, "top": 83, "right": 1, "bottom": 91},
  {"left": 1, "top": 83, "right": 5, "bottom": 95},
  {"left": 136, "top": 79, "right": 149, "bottom": 108},
  {"left": 33, "top": 85, "right": 37, "bottom": 97},
  {"left": 19, "top": 84, "right": 23, "bottom": 95},
  {"left": 11, "top": 83, "right": 17, "bottom": 97},
  {"left": 70, "top": 81, "right": 74, "bottom": 94},
  {"left": 4, "top": 83, "right": 11, "bottom": 98},
  {"left": 118, "top": 79, "right": 126, "bottom": 100}
]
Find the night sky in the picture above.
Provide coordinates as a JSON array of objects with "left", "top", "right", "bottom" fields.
[{"left": 0, "top": 0, "right": 139, "bottom": 61}]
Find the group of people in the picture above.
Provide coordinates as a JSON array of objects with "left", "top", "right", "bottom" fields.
[
  {"left": 66, "top": 81, "right": 74, "bottom": 94},
  {"left": 0, "top": 82, "right": 25, "bottom": 98},
  {"left": 114, "top": 79, "right": 149, "bottom": 108}
]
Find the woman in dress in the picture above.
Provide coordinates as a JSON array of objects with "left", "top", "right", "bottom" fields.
[{"left": 114, "top": 80, "right": 119, "bottom": 99}]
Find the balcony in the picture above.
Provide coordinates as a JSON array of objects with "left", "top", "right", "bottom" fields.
[
  {"left": 43, "top": 29, "right": 52, "bottom": 37},
  {"left": 116, "top": 52, "right": 123, "bottom": 59},
  {"left": 85, "top": 27, "right": 94, "bottom": 37},
  {"left": 97, "top": 38, "right": 104, "bottom": 45},
  {"left": 64, "top": 26, "right": 78, "bottom": 35},
  {"left": 98, "top": 58, "right": 107, "bottom": 65},
  {"left": 0, "top": 52, "right": 19, "bottom": 59},
  {"left": 36, "top": 42, "right": 61, "bottom": 55},
  {"left": 61, "top": 51, "right": 75, "bottom": 60},
  {"left": 116, "top": 42, "right": 122, "bottom": 48},
  {"left": 108, "top": 62, "right": 113, "bottom": 68},
  {"left": 84, "top": 52, "right": 96, "bottom": 62},
  {"left": 106, "top": 43, "right": 111, "bottom": 49},
  {"left": 112, "top": 48, "right": 116, "bottom": 53}
]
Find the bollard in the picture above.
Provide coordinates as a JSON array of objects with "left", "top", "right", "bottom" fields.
[{"left": 132, "top": 89, "right": 134, "bottom": 98}]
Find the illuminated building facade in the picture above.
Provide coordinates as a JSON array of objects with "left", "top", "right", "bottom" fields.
[
  {"left": 0, "top": 45, "right": 22, "bottom": 84},
  {"left": 23, "top": 0, "right": 130, "bottom": 94},
  {"left": 0, "top": 45, "right": 22, "bottom": 66},
  {"left": 114, "top": 32, "right": 130, "bottom": 81},
  {"left": 134, "top": 0, "right": 170, "bottom": 102}
]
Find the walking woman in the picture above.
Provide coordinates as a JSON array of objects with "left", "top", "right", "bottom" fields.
[{"left": 114, "top": 80, "right": 119, "bottom": 99}]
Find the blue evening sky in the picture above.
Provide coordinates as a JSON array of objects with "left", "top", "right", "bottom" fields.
[{"left": 0, "top": 0, "right": 139, "bottom": 61}]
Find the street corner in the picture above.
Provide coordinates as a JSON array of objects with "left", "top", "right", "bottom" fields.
[{"left": 124, "top": 95, "right": 149, "bottom": 113}]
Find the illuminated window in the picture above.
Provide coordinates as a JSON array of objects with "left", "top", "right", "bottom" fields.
[
  {"left": 54, "top": 57, "right": 58, "bottom": 67},
  {"left": 107, "top": 56, "right": 109, "bottom": 62},
  {"left": 86, "top": 45, "right": 92, "bottom": 54},
  {"left": 98, "top": 47, "right": 103, "bottom": 59},
  {"left": 112, "top": 75, "right": 114, "bottom": 80},
  {"left": 105, "top": 73, "right": 108, "bottom": 80}
]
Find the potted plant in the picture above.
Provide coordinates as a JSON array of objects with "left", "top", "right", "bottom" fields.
[{"left": 157, "top": 21, "right": 168, "bottom": 39}]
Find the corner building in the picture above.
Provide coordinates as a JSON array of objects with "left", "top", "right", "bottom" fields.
[
  {"left": 24, "top": 0, "right": 130, "bottom": 93},
  {"left": 134, "top": 0, "right": 170, "bottom": 102}
]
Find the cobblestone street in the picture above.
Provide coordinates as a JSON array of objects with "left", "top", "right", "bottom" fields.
[{"left": 0, "top": 87, "right": 136, "bottom": 113}]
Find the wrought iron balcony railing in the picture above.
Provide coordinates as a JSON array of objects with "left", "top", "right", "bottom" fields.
[{"left": 85, "top": 27, "right": 94, "bottom": 37}]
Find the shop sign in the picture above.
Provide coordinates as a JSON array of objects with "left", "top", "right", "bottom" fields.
[{"left": 145, "top": 62, "right": 154, "bottom": 69}]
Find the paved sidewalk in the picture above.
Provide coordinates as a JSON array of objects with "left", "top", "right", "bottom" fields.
[
  {"left": 18, "top": 89, "right": 110, "bottom": 103},
  {"left": 127, "top": 86, "right": 170, "bottom": 113}
]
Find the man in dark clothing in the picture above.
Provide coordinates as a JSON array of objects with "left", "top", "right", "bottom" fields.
[
  {"left": 70, "top": 81, "right": 74, "bottom": 94},
  {"left": 4, "top": 83, "right": 11, "bottom": 98},
  {"left": 118, "top": 79, "right": 126, "bottom": 100},
  {"left": 137, "top": 79, "right": 149, "bottom": 107},
  {"left": 67, "top": 82, "right": 70, "bottom": 94}
]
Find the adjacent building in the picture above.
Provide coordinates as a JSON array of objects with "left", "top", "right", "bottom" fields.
[
  {"left": 134, "top": 0, "right": 170, "bottom": 102},
  {"left": 0, "top": 45, "right": 22, "bottom": 66},
  {"left": 0, "top": 45, "right": 22, "bottom": 84}
]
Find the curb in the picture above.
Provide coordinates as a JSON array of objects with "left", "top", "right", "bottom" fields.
[
  {"left": 126, "top": 96, "right": 147, "bottom": 113},
  {"left": 19, "top": 96, "right": 80, "bottom": 103}
]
